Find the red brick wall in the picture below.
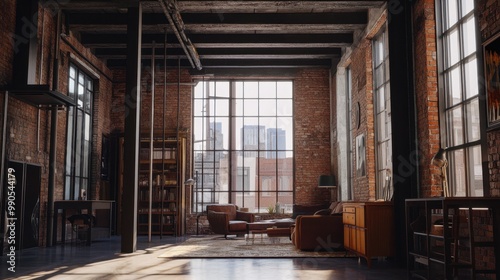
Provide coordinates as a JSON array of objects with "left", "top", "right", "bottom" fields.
[
  {"left": 478, "top": 0, "right": 500, "bottom": 197},
  {"left": 413, "top": 0, "right": 442, "bottom": 197},
  {"left": 294, "top": 68, "right": 332, "bottom": 204},
  {"left": 0, "top": 0, "right": 15, "bottom": 85},
  {"left": 1, "top": 1, "right": 114, "bottom": 246},
  {"left": 348, "top": 39, "right": 376, "bottom": 201}
]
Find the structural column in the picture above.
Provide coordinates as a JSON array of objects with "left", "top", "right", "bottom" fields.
[
  {"left": 122, "top": 4, "right": 142, "bottom": 253},
  {"left": 388, "top": 1, "right": 417, "bottom": 267}
]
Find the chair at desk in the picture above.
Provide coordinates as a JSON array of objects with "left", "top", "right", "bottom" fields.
[{"left": 67, "top": 214, "right": 95, "bottom": 245}]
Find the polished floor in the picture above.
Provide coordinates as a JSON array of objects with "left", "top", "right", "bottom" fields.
[{"left": 1, "top": 236, "right": 408, "bottom": 280}]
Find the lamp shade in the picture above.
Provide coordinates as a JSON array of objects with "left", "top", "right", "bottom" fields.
[
  {"left": 184, "top": 178, "right": 196, "bottom": 185},
  {"left": 431, "top": 148, "right": 447, "bottom": 168},
  {"left": 318, "top": 175, "right": 336, "bottom": 188}
]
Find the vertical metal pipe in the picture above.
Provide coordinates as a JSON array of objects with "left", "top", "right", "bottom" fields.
[
  {"left": 148, "top": 41, "right": 155, "bottom": 242},
  {"left": 46, "top": 105, "right": 58, "bottom": 246},
  {"left": 177, "top": 58, "right": 181, "bottom": 236},
  {"left": 160, "top": 29, "right": 167, "bottom": 239},
  {"left": 0, "top": 92, "right": 9, "bottom": 236},
  {"left": 122, "top": 4, "right": 142, "bottom": 253},
  {"left": 52, "top": 10, "right": 61, "bottom": 91}
]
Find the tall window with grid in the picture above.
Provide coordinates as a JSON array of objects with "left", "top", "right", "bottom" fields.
[
  {"left": 373, "top": 28, "right": 393, "bottom": 200},
  {"left": 437, "top": 0, "right": 483, "bottom": 196},
  {"left": 192, "top": 81, "right": 294, "bottom": 213},
  {"left": 65, "top": 64, "right": 93, "bottom": 200}
]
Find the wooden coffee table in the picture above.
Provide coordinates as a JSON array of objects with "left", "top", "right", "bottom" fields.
[{"left": 246, "top": 220, "right": 294, "bottom": 244}]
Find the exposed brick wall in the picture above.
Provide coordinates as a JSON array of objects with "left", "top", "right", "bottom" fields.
[
  {"left": 348, "top": 39, "right": 376, "bottom": 201},
  {"left": 294, "top": 68, "right": 332, "bottom": 204},
  {"left": 1, "top": 1, "right": 114, "bottom": 246},
  {"left": 478, "top": 0, "right": 500, "bottom": 197},
  {"left": 413, "top": 0, "right": 442, "bottom": 197},
  {"left": 0, "top": 0, "right": 16, "bottom": 85}
]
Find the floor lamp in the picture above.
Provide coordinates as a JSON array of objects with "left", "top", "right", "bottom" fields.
[
  {"left": 318, "top": 175, "right": 337, "bottom": 202},
  {"left": 432, "top": 148, "right": 450, "bottom": 197},
  {"left": 184, "top": 178, "right": 205, "bottom": 237}
]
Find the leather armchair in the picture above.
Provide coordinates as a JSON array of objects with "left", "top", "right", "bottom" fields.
[
  {"left": 291, "top": 214, "right": 344, "bottom": 251},
  {"left": 206, "top": 204, "right": 254, "bottom": 238}
]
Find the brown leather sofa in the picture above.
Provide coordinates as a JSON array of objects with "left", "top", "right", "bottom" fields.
[
  {"left": 291, "top": 202, "right": 344, "bottom": 251},
  {"left": 206, "top": 204, "right": 254, "bottom": 238}
]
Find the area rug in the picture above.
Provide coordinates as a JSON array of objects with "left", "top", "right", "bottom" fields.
[{"left": 158, "top": 236, "right": 352, "bottom": 258}]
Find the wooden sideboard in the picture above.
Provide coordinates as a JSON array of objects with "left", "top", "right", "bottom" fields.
[{"left": 343, "top": 201, "right": 395, "bottom": 267}]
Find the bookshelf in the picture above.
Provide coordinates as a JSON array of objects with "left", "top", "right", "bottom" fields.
[
  {"left": 137, "top": 132, "right": 186, "bottom": 236},
  {"left": 405, "top": 197, "right": 500, "bottom": 279}
]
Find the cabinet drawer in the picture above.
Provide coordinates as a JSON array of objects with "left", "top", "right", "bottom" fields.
[
  {"left": 343, "top": 206, "right": 356, "bottom": 213},
  {"left": 343, "top": 212, "right": 356, "bottom": 225}
]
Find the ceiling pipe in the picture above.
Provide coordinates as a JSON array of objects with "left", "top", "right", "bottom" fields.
[{"left": 158, "top": 0, "right": 202, "bottom": 70}]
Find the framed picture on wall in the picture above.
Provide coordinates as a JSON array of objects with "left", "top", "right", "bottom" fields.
[
  {"left": 356, "top": 134, "right": 366, "bottom": 177},
  {"left": 484, "top": 33, "right": 500, "bottom": 130}
]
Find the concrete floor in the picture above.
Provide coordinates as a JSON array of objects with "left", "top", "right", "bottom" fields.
[{"left": 1, "top": 236, "right": 408, "bottom": 280}]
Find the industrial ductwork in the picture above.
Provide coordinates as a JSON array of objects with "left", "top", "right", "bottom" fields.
[{"left": 158, "top": 0, "right": 202, "bottom": 70}]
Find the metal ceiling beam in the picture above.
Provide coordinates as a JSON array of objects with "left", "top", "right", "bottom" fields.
[
  {"left": 80, "top": 33, "right": 353, "bottom": 45},
  {"left": 155, "top": 1, "right": 386, "bottom": 12},
  {"left": 57, "top": 1, "right": 385, "bottom": 12},
  {"left": 157, "top": 0, "right": 202, "bottom": 70},
  {"left": 85, "top": 42, "right": 350, "bottom": 49},
  {"left": 70, "top": 23, "right": 365, "bottom": 34}
]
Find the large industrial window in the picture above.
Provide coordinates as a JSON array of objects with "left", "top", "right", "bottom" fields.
[
  {"left": 372, "top": 28, "right": 393, "bottom": 200},
  {"left": 437, "top": 0, "right": 483, "bottom": 196},
  {"left": 64, "top": 63, "right": 93, "bottom": 200},
  {"left": 192, "top": 81, "right": 294, "bottom": 213}
]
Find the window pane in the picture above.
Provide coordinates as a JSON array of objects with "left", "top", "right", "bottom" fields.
[
  {"left": 85, "top": 89, "right": 92, "bottom": 113},
  {"left": 234, "top": 117, "right": 243, "bottom": 150},
  {"left": 277, "top": 81, "right": 293, "bottom": 98},
  {"left": 446, "top": 107, "right": 464, "bottom": 146},
  {"left": 467, "top": 145, "right": 483, "bottom": 197},
  {"left": 215, "top": 99, "right": 229, "bottom": 116},
  {"left": 78, "top": 84, "right": 84, "bottom": 108},
  {"left": 462, "top": 16, "right": 476, "bottom": 57},
  {"left": 277, "top": 100, "right": 292, "bottom": 116},
  {"left": 215, "top": 81, "right": 230, "bottom": 97},
  {"left": 64, "top": 176, "right": 71, "bottom": 200},
  {"left": 194, "top": 99, "right": 204, "bottom": 117},
  {"left": 244, "top": 99, "right": 258, "bottom": 116},
  {"left": 69, "top": 78, "right": 75, "bottom": 98},
  {"left": 259, "top": 99, "right": 276, "bottom": 116},
  {"left": 465, "top": 98, "right": 480, "bottom": 142},
  {"left": 277, "top": 117, "right": 292, "bottom": 150},
  {"left": 69, "top": 66, "right": 76, "bottom": 79},
  {"left": 445, "top": 28, "right": 460, "bottom": 67},
  {"left": 375, "top": 66, "right": 384, "bottom": 88},
  {"left": 376, "top": 87, "right": 385, "bottom": 113},
  {"left": 66, "top": 107, "right": 74, "bottom": 174},
  {"left": 75, "top": 110, "right": 83, "bottom": 176},
  {"left": 244, "top": 82, "right": 258, "bottom": 98},
  {"left": 259, "top": 81, "right": 276, "bottom": 98},
  {"left": 73, "top": 179, "right": 80, "bottom": 200},
  {"left": 446, "top": 66, "right": 462, "bottom": 106},
  {"left": 82, "top": 114, "right": 90, "bottom": 177},
  {"left": 214, "top": 117, "right": 229, "bottom": 150},
  {"left": 444, "top": 0, "right": 458, "bottom": 30},
  {"left": 235, "top": 81, "right": 244, "bottom": 98},
  {"left": 449, "top": 149, "right": 466, "bottom": 196},
  {"left": 464, "top": 57, "right": 478, "bottom": 99},
  {"left": 461, "top": 0, "right": 473, "bottom": 16},
  {"left": 194, "top": 81, "right": 205, "bottom": 98}
]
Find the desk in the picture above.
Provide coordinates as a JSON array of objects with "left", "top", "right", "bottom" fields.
[{"left": 53, "top": 200, "right": 114, "bottom": 246}]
